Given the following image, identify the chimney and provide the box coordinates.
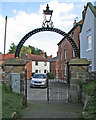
[73,19,76,26]
[82,5,87,22]
[47,55,52,58]
[24,48,27,55]
[41,51,45,57]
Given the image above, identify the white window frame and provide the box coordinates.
[86,30,92,51]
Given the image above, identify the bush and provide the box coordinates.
[47,72,55,79]
[32,72,35,77]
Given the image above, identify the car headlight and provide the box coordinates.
[42,81,46,84]
[31,81,34,84]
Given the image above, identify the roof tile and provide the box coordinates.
[24,54,49,62]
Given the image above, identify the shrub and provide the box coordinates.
[32,72,35,77]
[47,72,55,79]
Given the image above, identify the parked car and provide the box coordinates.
[30,73,47,88]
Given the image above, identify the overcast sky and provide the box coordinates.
[0,0,95,57]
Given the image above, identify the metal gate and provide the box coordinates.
[47,79,69,101]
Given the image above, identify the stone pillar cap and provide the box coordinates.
[5,58,26,66]
[69,58,90,66]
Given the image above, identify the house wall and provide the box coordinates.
[32,61,50,73]
[80,6,96,71]
[25,61,32,80]
[50,60,59,79]
[94,14,96,71]
[58,25,81,82]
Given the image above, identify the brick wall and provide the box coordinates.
[50,60,59,79]
[58,24,81,82]
[25,61,32,80]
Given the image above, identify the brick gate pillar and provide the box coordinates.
[4,58,26,95]
[68,58,90,103]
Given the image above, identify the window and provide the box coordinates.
[60,52,62,61]
[44,69,47,73]
[60,66,62,70]
[64,49,66,60]
[55,70,56,76]
[72,32,74,40]
[86,29,92,51]
[35,70,38,73]
[44,62,47,66]
[64,65,66,76]
[64,40,66,46]
[39,70,41,73]
[72,50,75,58]
[87,35,92,50]
[60,44,62,49]
[35,61,38,66]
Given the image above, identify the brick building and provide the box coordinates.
[22,51,50,80]
[57,20,83,82]
[48,57,59,79]
[0,53,15,71]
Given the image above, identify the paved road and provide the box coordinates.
[22,80,83,118]
[27,79,68,101]
[27,80,47,101]
[22,100,83,118]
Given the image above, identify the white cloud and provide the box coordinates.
[13,9,17,13]
[0,1,78,57]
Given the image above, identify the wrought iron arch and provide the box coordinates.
[15,27,79,58]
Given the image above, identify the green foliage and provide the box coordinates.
[2,83,12,93]
[80,80,96,119]
[29,45,42,55]
[82,96,96,119]
[47,72,55,79]
[0,52,2,54]
[8,43,48,57]
[32,72,35,77]
[45,52,47,58]
[82,80,96,96]
[2,84,23,119]
[82,96,96,120]
[20,46,31,57]
[29,45,47,58]
[8,43,17,53]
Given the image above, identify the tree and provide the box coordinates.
[28,45,48,57]
[8,43,48,57]
[0,52,2,54]
[8,43,17,53]
[20,46,31,57]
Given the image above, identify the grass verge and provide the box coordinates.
[2,84,23,119]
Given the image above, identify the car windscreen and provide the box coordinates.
[33,74,46,79]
